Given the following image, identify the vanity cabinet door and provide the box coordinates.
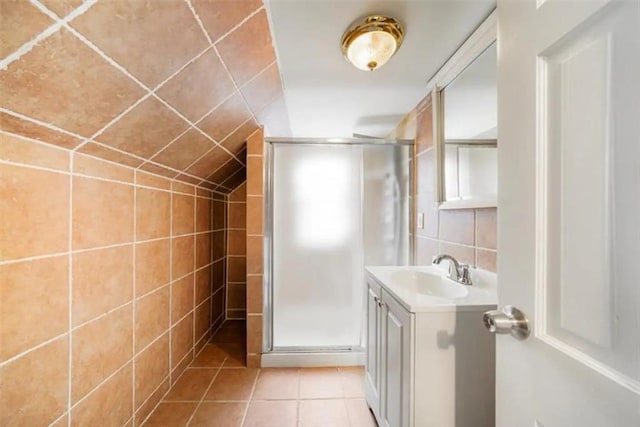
[365,280,382,418]
[381,290,412,427]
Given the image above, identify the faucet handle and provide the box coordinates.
[457,264,473,285]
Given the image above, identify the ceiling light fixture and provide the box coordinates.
[341,15,404,71]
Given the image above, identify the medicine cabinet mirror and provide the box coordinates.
[436,42,497,209]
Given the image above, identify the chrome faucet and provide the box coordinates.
[432,254,473,285]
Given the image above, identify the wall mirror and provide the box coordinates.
[437,42,497,209]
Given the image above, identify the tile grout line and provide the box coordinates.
[60,17,250,172]
[185,364,224,426]
[191,184,197,364]
[237,58,277,90]
[71,92,153,154]
[0,108,87,143]
[209,199,215,346]
[211,44,260,143]
[195,154,244,189]
[187,0,265,136]
[181,115,256,180]
[216,5,266,46]
[82,140,222,188]
[0,128,225,194]
[168,168,175,389]
[0,20,63,70]
[225,199,230,320]
[338,368,352,427]
[65,361,132,418]
[11,238,205,421]
[239,370,261,426]
[132,170,138,425]
[149,92,246,168]
[67,149,74,427]
[5,0,274,187]
[191,89,236,128]
[473,208,479,267]
[0,158,70,177]
[0,131,230,197]
[0,296,128,370]
[0,239,217,269]
[140,84,239,165]
[218,170,246,190]
[223,193,229,328]
[48,410,67,427]
[0,0,95,70]
[137,355,201,427]
[297,369,301,425]
[2,160,223,422]
[0,248,69,267]
[135,367,174,426]
[138,123,196,169]
[184,0,213,45]
[140,70,239,164]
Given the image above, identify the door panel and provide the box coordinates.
[271,144,363,348]
[497,0,639,425]
[365,281,381,412]
[541,4,639,384]
[384,310,403,427]
[381,290,412,427]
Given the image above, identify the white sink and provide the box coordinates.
[389,270,469,299]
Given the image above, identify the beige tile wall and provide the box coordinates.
[226,183,247,320]
[245,128,265,368]
[0,0,290,191]
[0,131,223,426]
[211,195,227,333]
[391,96,498,272]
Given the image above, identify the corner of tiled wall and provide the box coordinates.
[245,127,265,368]
[211,192,227,336]
[0,131,221,426]
[226,182,248,320]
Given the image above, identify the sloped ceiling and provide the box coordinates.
[0,0,291,193]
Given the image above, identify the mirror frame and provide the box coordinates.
[427,10,497,210]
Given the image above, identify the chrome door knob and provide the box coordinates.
[483,306,530,340]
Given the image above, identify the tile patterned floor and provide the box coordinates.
[143,322,377,426]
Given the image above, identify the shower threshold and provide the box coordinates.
[262,347,365,368]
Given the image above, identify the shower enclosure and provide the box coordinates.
[263,138,413,365]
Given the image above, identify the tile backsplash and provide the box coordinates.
[0,131,225,425]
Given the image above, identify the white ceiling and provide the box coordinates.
[265,0,496,138]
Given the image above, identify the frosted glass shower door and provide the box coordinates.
[272,144,364,349]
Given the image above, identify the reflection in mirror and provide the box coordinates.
[442,42,497,206]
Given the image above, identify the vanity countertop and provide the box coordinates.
[365,265,498,313]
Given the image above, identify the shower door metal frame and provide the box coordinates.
[263,137,414,354]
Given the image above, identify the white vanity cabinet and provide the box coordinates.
[365,271,496,427]
[365,280,383,418]
[365,280,412,427]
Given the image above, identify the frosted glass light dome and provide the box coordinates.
[341,16,404,71]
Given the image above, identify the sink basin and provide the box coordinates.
[389,271,469,299]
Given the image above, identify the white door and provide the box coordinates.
[497,0,639,426]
